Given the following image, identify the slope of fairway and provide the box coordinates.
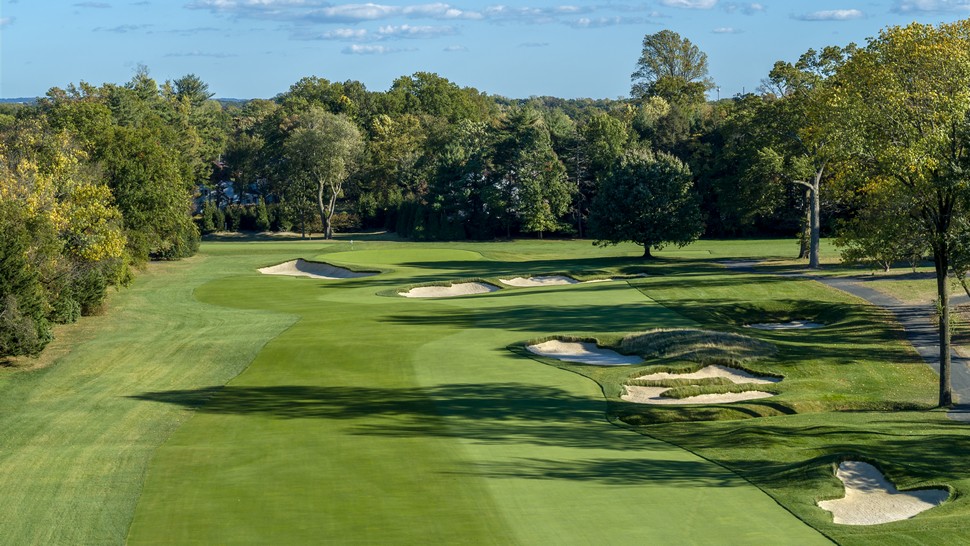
[126,240,828,544]
[0,251,300,544]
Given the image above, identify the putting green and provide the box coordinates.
[125,241,828,544]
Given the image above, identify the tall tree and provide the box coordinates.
[491,108,571,238]
[756,46,852,268]
[631,30,713,103]
[589,148,703,258]
[284,108,363,239]
[835,20,970,406]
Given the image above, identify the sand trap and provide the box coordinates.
[621,386,775,405]
[632,364,780,385]
[526,340,643,366]
[747,321,824,330]
[401,282,500,298]
[817,461,948,525]
[258,259,377,280]
[499,276,579,287]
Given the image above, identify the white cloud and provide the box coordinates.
[322,27,370,40]
[722,2,764,14]
[519,42,549,47]
[0,17,14,27]
[188,1,483,22]
[443,44,468,52]
[377,24,455,38]
[712,26,743,33]
[893,0,970,12]
[94,24,153,32]
[659,0,718,8]
[569,16,647,28]
[793,9,864,21]
[341,44,413,54]
[75,1,112,7]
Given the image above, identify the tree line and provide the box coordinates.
[6,20,970,408]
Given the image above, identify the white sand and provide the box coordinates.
[258,259,377,280]
[748,321,824,330]
[632,365,780,385]
[526,340,643,366]
[621,386,775,405]
[817,461,948,525]
[401,282,500,298]
[499,276,579,287]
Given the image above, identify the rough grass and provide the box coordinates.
[0,251,298,544]
[619,328,776,363]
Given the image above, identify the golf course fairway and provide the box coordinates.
[121,239,829,544]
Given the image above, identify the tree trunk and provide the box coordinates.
[808,171,822,269]
[642,245,653,259]
[934,245,954,407]
[797,188,810,259]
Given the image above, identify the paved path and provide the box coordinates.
[720,261,970,418]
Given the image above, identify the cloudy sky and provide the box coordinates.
[2,0,970,99]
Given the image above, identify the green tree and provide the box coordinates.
[631,30,713,103]
[284,108,363,239]
[0,202,53,358]
[97,124,199,261]
[589,148,703,258]
[756,46,852,268]
[834,20,970,406]
[492,109,572,238]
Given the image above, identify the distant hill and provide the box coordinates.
[0,97,38,104]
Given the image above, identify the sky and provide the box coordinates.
[3,0,970,100]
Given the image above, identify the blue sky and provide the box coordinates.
[2,0,970,100]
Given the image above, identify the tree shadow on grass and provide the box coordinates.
[381,301,691,333]
[132,383,667,452]
[452,456,745,486]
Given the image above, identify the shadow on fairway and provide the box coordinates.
[454,456,745,486]
[650,416,970,486]
[381,301,682,333]
[132,383,672,453]
[397,256,726,278]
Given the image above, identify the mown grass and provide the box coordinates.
[6,236,965,545]
[0,250,300,544]
[516,250,970,544]
[124,238,829,544]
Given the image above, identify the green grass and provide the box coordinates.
[0,250,300,544]
[5,236,968,544]
[124,238,828,544]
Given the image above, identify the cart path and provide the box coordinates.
[719,261,970,420]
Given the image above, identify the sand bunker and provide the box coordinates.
[632,364,780,385]
[499,276,579,287]
[817,461,948,525]
[258,259,377,280]
[748,321,824,330]
[526,340,643,366]
[621,386,775,405]
[401,282,500,298]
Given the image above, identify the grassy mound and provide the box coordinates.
[620,328,775,364]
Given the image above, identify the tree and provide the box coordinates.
[0,201,53,358]
[631,30,713,102]
[284,108,363,239]
[589,148,703,258]
[756,46,852,268]
[97,124,199,261]
[834,21,970,406]
[491,108,572,238]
